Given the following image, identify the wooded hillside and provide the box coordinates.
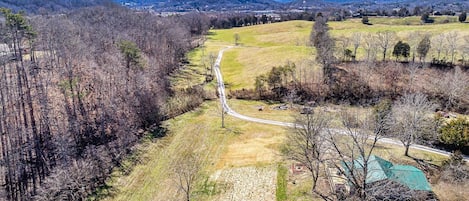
[0,6,208,200]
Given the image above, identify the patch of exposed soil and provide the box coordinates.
[210,166,277,201]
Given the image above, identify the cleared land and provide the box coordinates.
[104,17,469,201]
[200,18,469,90]
[102,101,288,201]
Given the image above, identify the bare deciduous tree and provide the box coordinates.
[388,93,437,156]
[406,62,422,93]
[284,111,330,192]
[460,36,469,66]
[446,31,458,64]
[435,67,469,109]
[383,62,404,97]
[363,33,378,61]
[336,35,350,61]
[376,30,396,61]
[440,151,469,184]
[325,111,385,200]
[445,31,458,64]
[0,7,211,200]
[407,31,421,62]
[286,108,433,200]
[432,33,446,61]
[171,128,208,201]
[208,52,216,78]
[351,32,362,61]
[234,33,240,46]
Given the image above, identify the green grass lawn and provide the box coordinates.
[102,101,289,201]
[276,163,288,201]
[189,18,469,90]
[102,102,231,201]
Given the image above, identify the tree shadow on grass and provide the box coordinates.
[408,155,441,174]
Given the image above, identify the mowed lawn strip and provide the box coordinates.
[104,101,289,201]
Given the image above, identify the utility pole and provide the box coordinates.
[219,80,225,128]
[222,106,225,128]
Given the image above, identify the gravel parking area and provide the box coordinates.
[210,166,277,201]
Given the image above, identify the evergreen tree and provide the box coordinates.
[417,35,431,62]
[459,12,467,23]
[392,41,410,61]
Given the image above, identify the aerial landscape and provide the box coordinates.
[0,0,469,200]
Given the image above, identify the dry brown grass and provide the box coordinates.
[432,182,469,201]
[215,125,286,169]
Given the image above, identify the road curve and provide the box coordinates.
[213,47,469,162]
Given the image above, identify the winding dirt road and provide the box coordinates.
[213,46,468,162]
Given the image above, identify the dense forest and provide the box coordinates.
[0,6,209,200]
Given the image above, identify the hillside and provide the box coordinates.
[117,0,284,11]
[291,0,469,11]
[0,7,208,200]
[0,0,115,13]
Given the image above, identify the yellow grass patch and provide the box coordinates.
[216,131,285,168]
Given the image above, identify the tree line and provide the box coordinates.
[0,6,209,200]
[334,29,469,67]
[209,12,318,29]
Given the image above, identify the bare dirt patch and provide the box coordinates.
[210,166,277,201]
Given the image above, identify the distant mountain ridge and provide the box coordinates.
[0,0,114,13]
[1,0,467,14]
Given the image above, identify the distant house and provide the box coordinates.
[341,155,436,199]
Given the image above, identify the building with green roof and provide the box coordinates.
[342,155,432,192]
[389,165,432,191]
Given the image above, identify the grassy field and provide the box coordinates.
[102,102,230,201]
[103,16,469,201]
[102,101,288,201]
[367,16,459,25]
[101,99,455,200]
[195,17,469,90]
